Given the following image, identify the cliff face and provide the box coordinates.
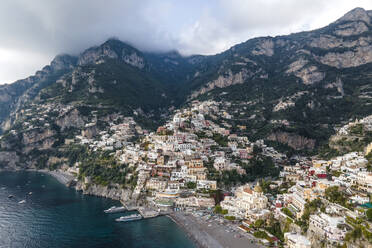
[1,7,372,165]
[0,55,77,132]
[190,69,251,99]
[0,151,20,169]
[190,8,372,95]
[75,181,132,202]
[267,132,316,150]
[56,109,85,131]
[78,39,145,69]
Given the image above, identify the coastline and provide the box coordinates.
[35,169,252,248]
[0,168,75,185]
[0,169,247,248]
[34,169,75,185]
[167,212,220,248]
[168,212,262,248]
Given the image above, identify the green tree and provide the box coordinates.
[325,186,349,207]
[254,219,265,228]
[281,207,294,219]
[186,182,196,189]
[366,209,372,221]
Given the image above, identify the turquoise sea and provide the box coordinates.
[0,171,196,248]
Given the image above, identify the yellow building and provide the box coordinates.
[365,142,372,156]
[186,159,204,168]
[157,156,165,165]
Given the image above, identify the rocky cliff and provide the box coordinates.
[1,7,372,160]
[0,151,20,169]
[0,55,77,132]
[268,132,316,150]
[75,181,132,202]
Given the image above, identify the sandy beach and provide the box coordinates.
[34,169,75,185]
[169,212,262,248]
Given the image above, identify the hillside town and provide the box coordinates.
[2,99,372,247]
[62,100,371,247]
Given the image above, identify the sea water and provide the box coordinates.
[0,171,195,248]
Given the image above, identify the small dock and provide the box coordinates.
[120,201,172,219]
[138,208,159,219]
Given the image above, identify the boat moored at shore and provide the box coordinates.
[104,206,126,213]
[115,214,142,222]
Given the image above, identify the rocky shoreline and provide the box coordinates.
[35,169,75,185]
[0,168,225,248]
[34,169,133,202]
[74,181,132,201]
[34,170,228,248]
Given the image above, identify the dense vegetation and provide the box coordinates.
[324,186,351,209]
[296,199,324,232]
[206,155,279,188]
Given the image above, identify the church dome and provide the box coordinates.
[254,182,263,193]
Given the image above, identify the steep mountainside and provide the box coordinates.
[0,55,77,131]
[184,7,372,150]
[1,7,372,157]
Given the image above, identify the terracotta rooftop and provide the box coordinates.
[243,187,253,194]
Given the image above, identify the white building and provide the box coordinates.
[309,213,346,242]
[284,233,311,248]
[220,183,268,218]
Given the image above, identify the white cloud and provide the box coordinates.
[0,0,372,84]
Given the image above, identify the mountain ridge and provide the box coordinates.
[1,7,372,153]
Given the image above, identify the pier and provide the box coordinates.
[120,201,171,219]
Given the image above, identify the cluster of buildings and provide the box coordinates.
[66,99,371,247]
[110,101,262,209]
[77,116,142,151]
[220,183,270,220]
[269,151,371,246]
[16,102,75,131]
[14,99,372,247]
[337,114,372,135]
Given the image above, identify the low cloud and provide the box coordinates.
[1,0,372,84]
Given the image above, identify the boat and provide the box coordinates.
[18,200,26,204]
[104,206,126,213]
[115,214,142,222]
[28,192,32,195]
[8,195,14,199]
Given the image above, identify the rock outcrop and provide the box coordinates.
[0,151,20,168]
[334,21,369,36]
[268,132,316,150]
[0,54,77,132]
[336,7,371,24]
[75,181,132,201]
[295,66,325,85]
[78,39,145,69]
[123,53,145,69]
[191,69,250,98]
[56,109,85,131]
[252,39,274,56]
[318,45,372,68]
[22,129,55,145]
[78,44,119,65]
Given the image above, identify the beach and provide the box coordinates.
[32,169,75,185]
[5,168,262,248]
[169,212,262,248]
[0,170,195,248]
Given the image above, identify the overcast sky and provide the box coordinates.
[1,0,372,85]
